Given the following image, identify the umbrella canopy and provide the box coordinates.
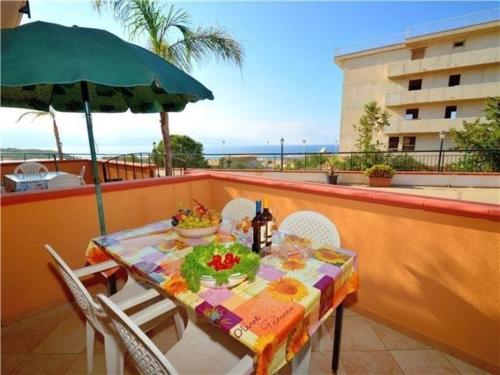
[1,21,214,239]
[1,21,213,112]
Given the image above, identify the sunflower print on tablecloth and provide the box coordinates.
[162,274,188,295]
[314,248,350,266]
[281,256,306,271]
[266,277,308,303]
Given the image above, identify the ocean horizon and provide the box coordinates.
[203,144,338,155]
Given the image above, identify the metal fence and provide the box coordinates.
[2,149,499,175]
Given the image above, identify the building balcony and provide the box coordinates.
[383,117,476,134]
[1,172,499,373]
[385,81,500,107]
[387,47,500,78]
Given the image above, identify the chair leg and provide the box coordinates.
[104,334,124,375]
[173,312,185,339]
[85,321,95,374]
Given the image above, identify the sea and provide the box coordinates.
[203,144,338,155]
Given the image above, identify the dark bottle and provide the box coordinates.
[262,197,273,247]
[252,200,265,253]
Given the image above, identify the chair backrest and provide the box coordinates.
[98,294,178,375]
[44,245,104,331]
[279,211,341,247]
[79,165,86,185]
[48,174,81,189]
[14,162,48,176]
[221,198,255,222]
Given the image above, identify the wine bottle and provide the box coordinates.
[262,197,273,247]
[252,200,265,253]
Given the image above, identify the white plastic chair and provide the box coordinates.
[14,162,48,176]
[221,198,255,222]
[279,210,340,247]
[98,293,254,375]
[45,245,184,375]
[79,165,86,185]
[48,173,81,189]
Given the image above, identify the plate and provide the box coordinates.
[174,223,221,238]
[200,273,247,289]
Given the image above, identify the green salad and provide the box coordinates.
[181,242,260,292]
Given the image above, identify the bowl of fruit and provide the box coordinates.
[172,200,222,238]
[181,243,260,291]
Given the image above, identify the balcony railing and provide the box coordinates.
[335,8,499,57]
[383,117,476,135]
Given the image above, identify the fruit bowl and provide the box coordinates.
[200,273,247,289]
[174,223,221,238]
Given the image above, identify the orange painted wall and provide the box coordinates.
[210,177,500,373]
[1,176,212,324]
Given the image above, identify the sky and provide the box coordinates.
[0,0,497,154]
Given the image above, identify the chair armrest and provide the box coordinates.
[130,299,178,327]
[73,260,119,278]
[226,355,254,375]
[114,288,160,312]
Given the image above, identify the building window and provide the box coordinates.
[445,105,457,119]
[448,74,461,87]
[388,137,399,151]
[453,40,465,48]
[402,137,416,151]
[408,79,422,91]
[405,108,419,120]
[410,47,426,60]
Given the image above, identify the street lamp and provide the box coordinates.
[438,131,446,172]
[152,141,159,177]
[280,138,284,171]
[302,139,307,170]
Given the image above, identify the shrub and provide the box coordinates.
[364,164,395,178]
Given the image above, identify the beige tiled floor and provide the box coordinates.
[1,303,491,375]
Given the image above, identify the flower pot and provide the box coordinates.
[368,177,392,187]
[327,175,338,185]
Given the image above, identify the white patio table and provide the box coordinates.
[4,171,67,192]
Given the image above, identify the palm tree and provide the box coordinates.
[16,108,64,160]
[93,0,244,175]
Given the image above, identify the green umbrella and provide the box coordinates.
[1,21,214,235]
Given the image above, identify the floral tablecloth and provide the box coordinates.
[86,220,359,375]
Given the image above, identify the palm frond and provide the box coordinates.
[16,110,51,123]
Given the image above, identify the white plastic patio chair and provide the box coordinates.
[98,293,254,375]
[14,162,48,176]
[45,245,184,375]
[79,165,86,185]
[48,173,81,189]
[279,210,340,247]
[221,198,255,222]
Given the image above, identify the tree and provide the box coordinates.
[16,108,64,161]
[353,101,391,152]
[93,0,244,175]
[153,134,208,168]
[448,97,500,171]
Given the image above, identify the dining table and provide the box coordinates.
[3,171,67,192]
[86,219,359,375]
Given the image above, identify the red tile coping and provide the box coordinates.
[207,172,500,222]
[203,169,500,176]
[0,173,212,206]
[1,171,498,221]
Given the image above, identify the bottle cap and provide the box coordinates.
[263,197,269,208]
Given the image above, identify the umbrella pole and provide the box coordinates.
[81,82,117,295]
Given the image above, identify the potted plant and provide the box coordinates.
[325,156,345,185]
[364,164,395,187]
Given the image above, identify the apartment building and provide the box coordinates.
[335,11,500,152]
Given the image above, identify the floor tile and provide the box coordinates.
[29,303,78,321]
[443,353,489,374]
[1,324,15,335]
[32,316,86,354]
[309,351,348,375]
[390,349,459,374]
[65,353,107,374]
[10,354,78,375]
[342,350,404,374]
[1,354,27,374]
[368,320,429,350]
[338,317,385,351]
[343,308,360,318]
[1,319,62,354]
[147,318,180,353]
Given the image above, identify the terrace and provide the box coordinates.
[1,172,499,374]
